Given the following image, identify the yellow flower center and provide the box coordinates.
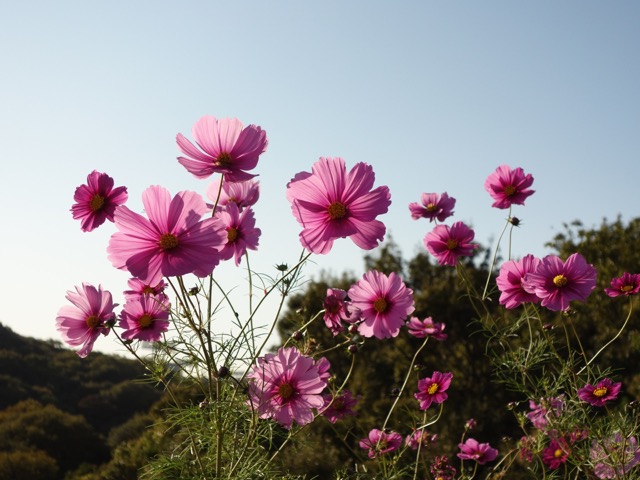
[553,274,568,287]
[373,297,388,313]
[446,239,458,250]
[227,227,238,243]
[89,194,105,212]
[554,448,563,458]
[85,315,100,329]
[593,386,608,397]
[278,383,295,400]
[159,233,179,251]
[427,383,439,395]
[426,202,437,212]
[327,202,347,220]
[504,185,516,196]
[621,284,634,292]
[138,314,154,329]
[216,152,233,167]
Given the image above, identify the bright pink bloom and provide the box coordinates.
[605,273,640,297]
[457,438,498,465]
[578,378,622,407]
[286,157,391,254]
[590,433,640,479]
[123,277,168,301]
[424,222,477,266]
[176,116,268,182]
[206,178,260,211]
[409,192,456,222]
[415,371,453,410]
[320,390,360,423]
[348,270,415,339]
[119,295,170,342]
[523,253,597,311]
[107,186,226,285]
[71,171,128,232]
[527,396,564,430]
[406,316,447,340]
[496,254,541,308]
[484,165,535,209]
[56,283,115,358]
[359,429,402,458]
[214,203,261,266]
[542,439,570,470]
[247,347,327,429]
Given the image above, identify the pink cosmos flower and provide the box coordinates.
[348,270,415,339]
[527,396,564,430]
[359,429,402,458]
[320,390,360,423]
[247,347,327,429]
[408,192,456,222]
[541,438,570,470]
[55,283,115,358]
[176,116,268,182]
[406,316,447,340]
[123,277,168,301]
[457,438,499,465]
[286,157,391,254]
[523,253,597,311]
[605,273,640,297]
[323,288,352,335]
[107,186,226,285]
[71,171,128,232]
[415,371,453,410]
[484,165,535,209]
[578,378,622,407]
[213,203,261,266]
[496,254,541,309]
[206,178,260,211]
[424,221,477,267]
[590,433,640,479]
[119,295,170,342]
[405,429,437,450]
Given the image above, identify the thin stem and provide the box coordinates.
[482,208,512,300]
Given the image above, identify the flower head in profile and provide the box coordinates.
[107,186,226,285]
[71,171,128,232]
[286,157,391,254]
[119,295,170,342]
[123,277,168,301]
[322,288,361,336]
[348,270,415,339]
[424,221,477,266]
[484,165,535,209]
[406,316,447,340]
[320,390,360,423]
[213,203,261,266]
[578,378,622,407]
[176,116,268,182]
[56,283,115,358]
[247,347,327,429]
[605,273,640,297]
[496,254,541,308]
[406,428,437,450]
[359,429,402,458]
[457,438,499,465]
[409,192,456,222]
[523,253,597,311]
[590,433,640,479]
[415,371,453,410]
[542,438,570,470]
[527,396,564,430]
[206,178,260,211]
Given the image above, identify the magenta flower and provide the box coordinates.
[214,203,261,266]
[496,254,541,308]
[415,371,453,410]
[107,186,226,285]
[286,157,391,254]
[590,433,640,479]
[424,221,477,266]
[484,165,535,209]
[523,253,597,311]
[320,390,360,423]
[123,277,168,301]
[247,347,327,429]
[605,273,640,297]
[323,288,360,336]
[578,378,622,407]
[527,396,564,430]
[176,115,268,182]
[409,192,456,222]
[56,283,115,358]
[348,270,415,339]
[359,429,402,458]
[542,439,570,470]
[71,171,128,232]
[119,295,170,342]
[406,316,447,340]
[457,438,498,465]
[405,429,437,450]
[207,178,260,211]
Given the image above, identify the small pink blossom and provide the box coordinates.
[415,371,453,410]
[214,203,261,266]
[527,396,564,430]
[424,221,477,267]
[406,316,447,340]
[206,178,260,211]
[320,390,360,423]
[605,273,640,297]
[119,295,170,342]
[457,438,498,465]
[496,254,541,308]
[542,438,570,470]
[359,429,402,458]
[409,192,456,222]
[123,278,168,301]
[71,171,128,232]
[578,378,622,407]
[322,288,361,336]
[405,429,437,450]
[484,165,535,209]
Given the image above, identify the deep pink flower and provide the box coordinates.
[119,295,170,342]
[247,347,327,429]
[605,273,640,297]
[405,429,437,450]
[213,203,261,266]
[406,316,447,340]
[176,116,268,182]
[415,371,453,410]
[323,288,361,336]
[320,390,360,423]
[542,439,570,470]
[457,438,498,465]
[496,254,541,308]
[523,253,597,311]
[123,277,168,301]
[578,378,622,407]
[71,171,128,232]
[484,165,535,209]
[348,270,415,339]
[424,221,477,266]
[56,283,115,358]
[409,192,456,222]
[527,396,564,430]
[107,186,226,285]
[590,433,640,479]
[286,157,391,254]
[359,429,402,458]
[206,178,260,211]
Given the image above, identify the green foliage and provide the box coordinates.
[0,449,59,480]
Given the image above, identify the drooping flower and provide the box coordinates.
[176,116,268,182]
[590,433,640,479]
[457,438,499,465]
[206,178,260,211]
[415,371,453,410]
[409,192,456,222]
[119,295,170,342]
[107,186,227,285]
[578,378,622,407]
[320,390,360,423]
[322,288,361,336]
[541,438,570,470]
[71,171,128,232]
[605,273,640,297]
[484,165,535,209]
[406,316,447,340]
[523,253,597,311]
[123,277,168,301]
[359,429,402,458]
[348,270,415,339]
[496,254,541,308]
[213,203,261,266]
[55,283,115,358]
[424,221,477,267]
[247,347,327,429]
[286,157,391,254]
[527,396,564,430]
[405,428,437,450]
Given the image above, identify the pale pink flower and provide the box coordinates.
[409,192,456,222]
[119,295,170,342]
[605,273,640,297]
[359,429,402,458]
[527,396,564,430]
[406,316,447,340]
[320,390,360,423]
[496,254,541,308]
[206,178,260,211]
[405,429,437,450]
[484,165,535,209]
[71,171,128,232]
[424,221,477,266]
[123,277,168,301]
[590,433,640,479]
[457,438,498,464]
[214,203,261,266]
[415,371,453,410]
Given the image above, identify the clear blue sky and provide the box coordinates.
[1,1,638,355]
